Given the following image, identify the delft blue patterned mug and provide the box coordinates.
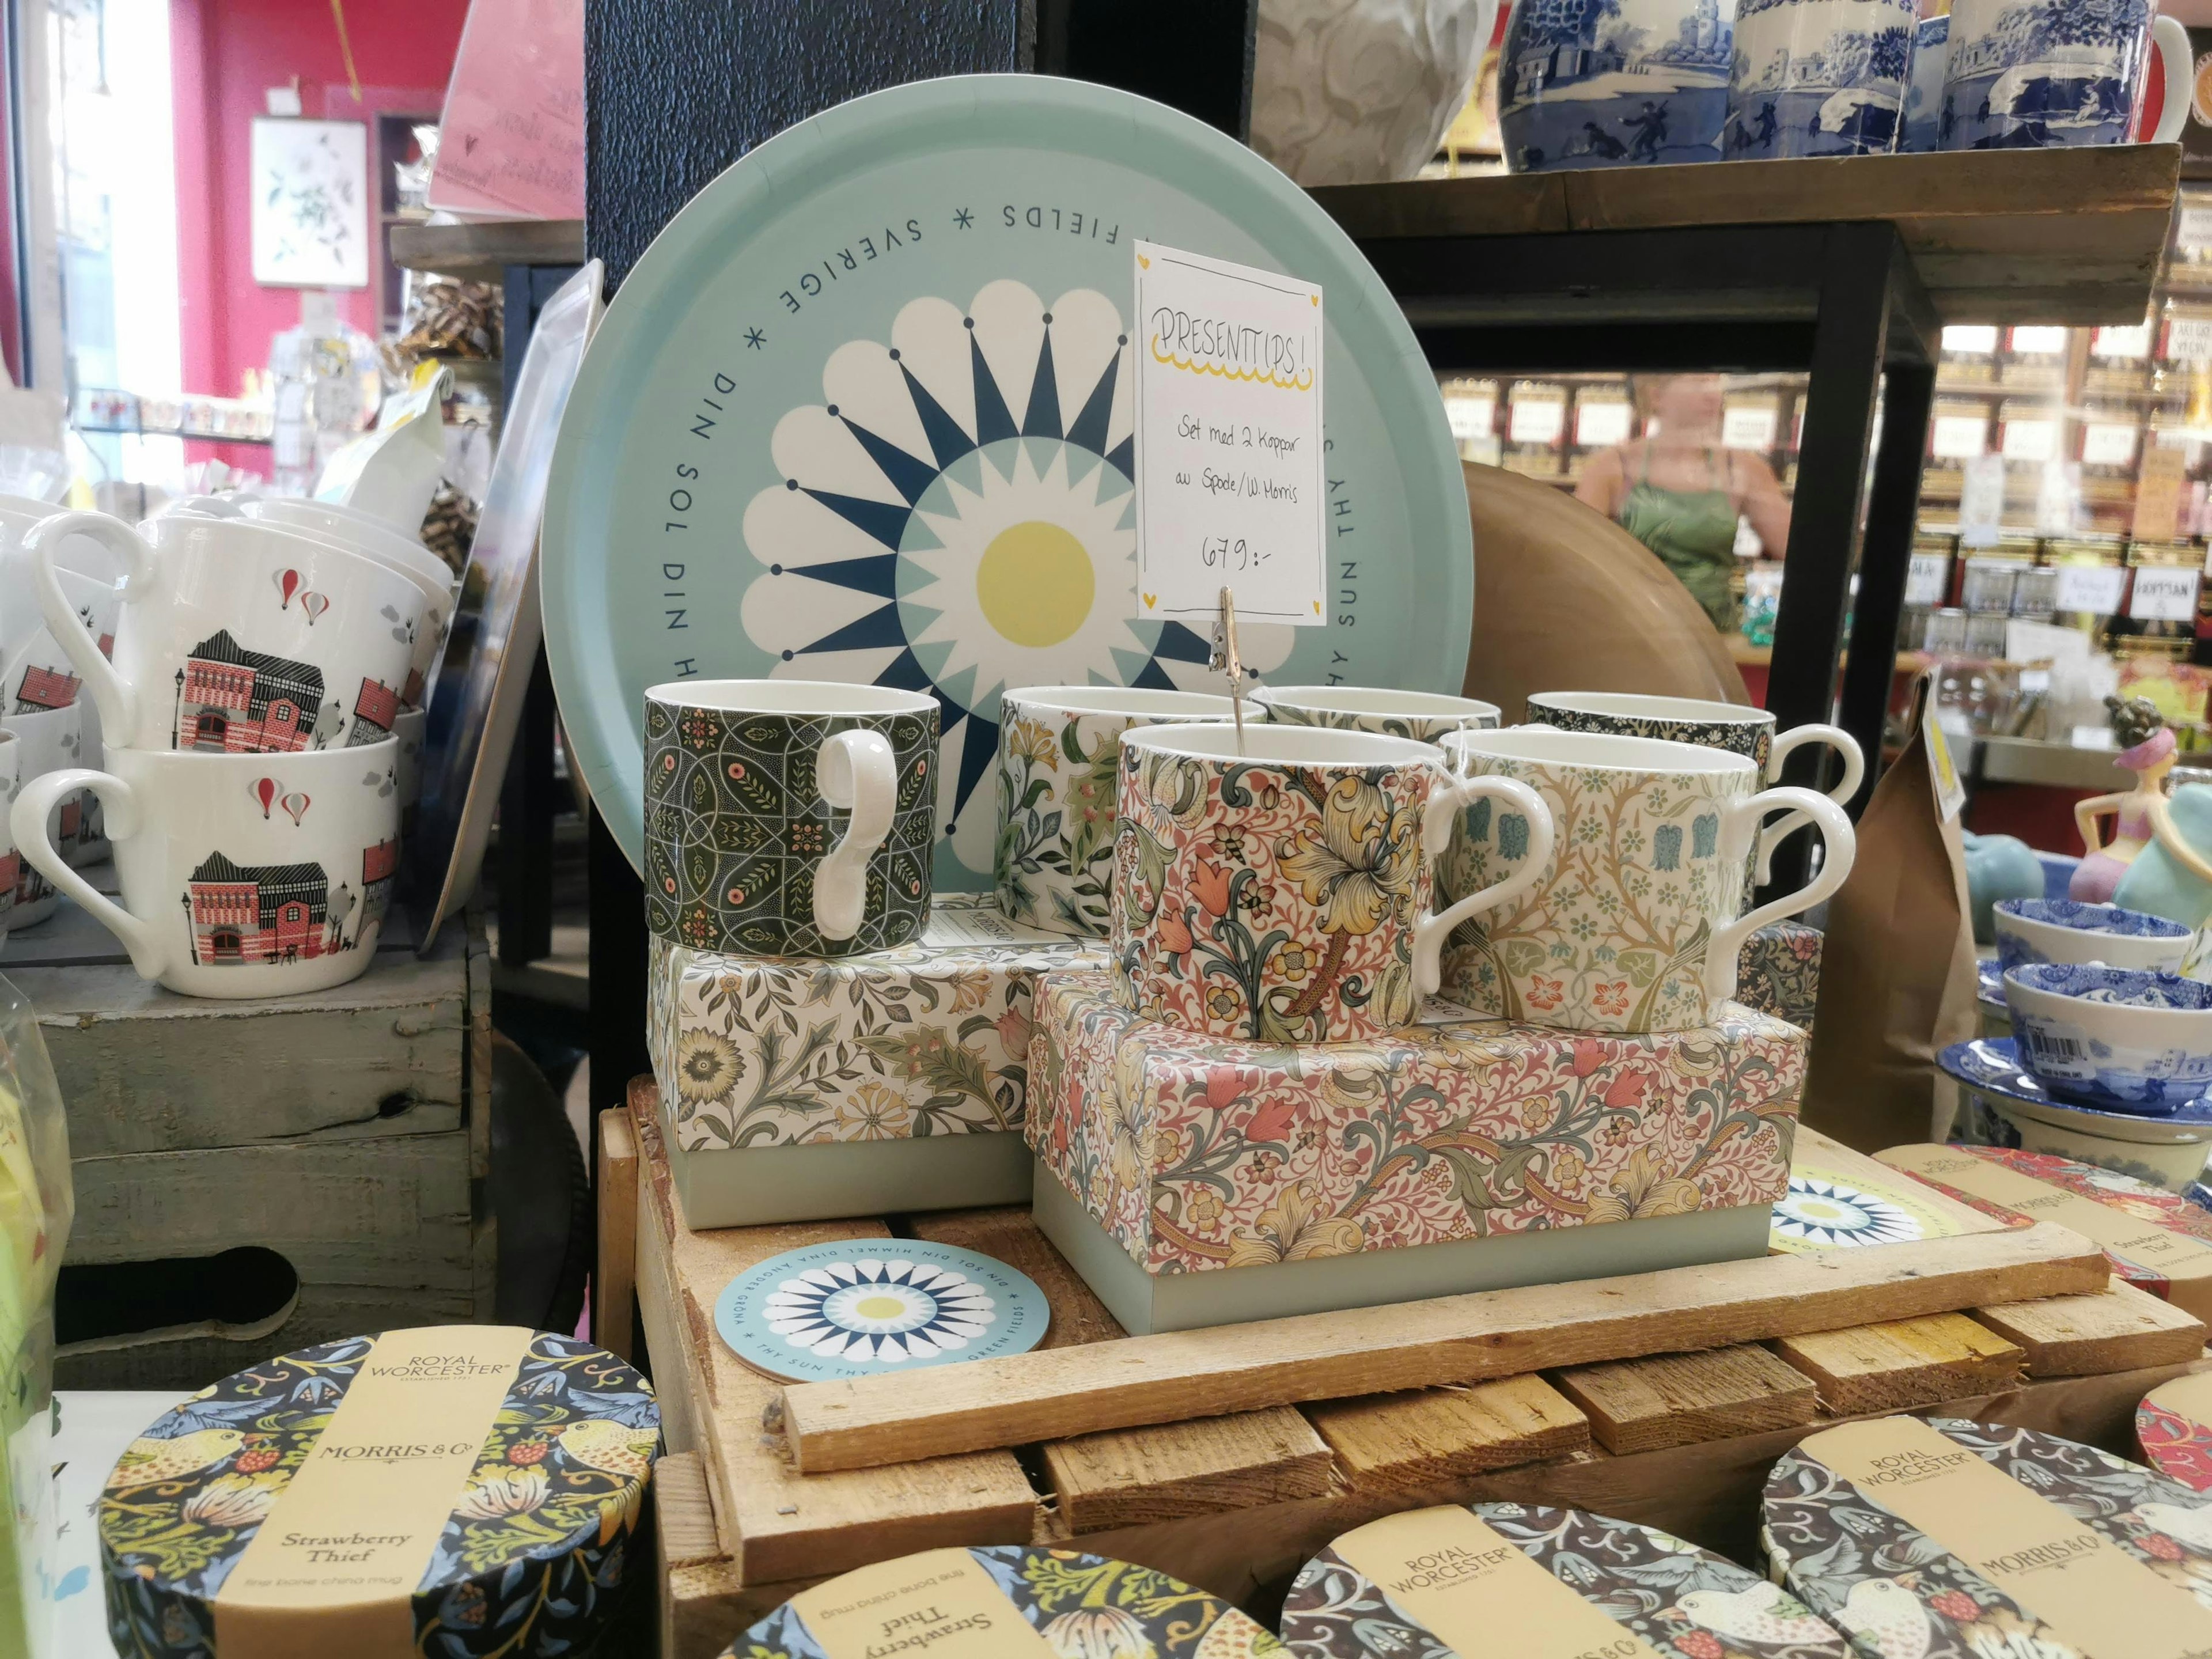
[1941,0,2188,150]
[1499,0,1737,173]
[1727,0,1918,160]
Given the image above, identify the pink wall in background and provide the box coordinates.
[171,0,467,464]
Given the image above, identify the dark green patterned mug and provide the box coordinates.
[644,679,938,957]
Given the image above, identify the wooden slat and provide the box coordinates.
[389,217,586,275]
[627,1081,1040,1585]
[1974,1281,2210,1377]
[1775,1314,2027,1414]
[778,1222,2109,1472]
[1306,1376,1589,1491]
[1554,1346,1816,1453]
[909,1207,1337,1532]
[597,1108,638,1363]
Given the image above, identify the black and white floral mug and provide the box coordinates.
[644,680,938,958]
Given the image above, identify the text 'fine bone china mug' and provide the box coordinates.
[995,685,1248,940]
[644,679,939,957]
[1438,727,1856,1033]
[1112,723,1555,1044]
[26,511,426,756]
[12,739,403,998]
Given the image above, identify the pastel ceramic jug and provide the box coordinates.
[1499,0,1738,172]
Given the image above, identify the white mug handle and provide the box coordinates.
[10,766,166,979]
[1755,724,1867,885]
[2151,14,2192,144]
[1710,785,1857,1006]
[25,512,151,744]
[812,728,899,942]
[1413,773,1556,999]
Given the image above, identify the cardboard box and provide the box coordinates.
[650,895,1108,1227]
[1028,971,1804,1333]
[1880,1141,2212,1320]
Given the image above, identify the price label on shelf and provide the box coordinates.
[2000,419,2057,462]
[2081,422,2139,466]
[2054,563,2128,615]
[1942,325,1999,356]
[2129,565,2201,622]
[1958,454,2006,547]
[2169,316,2212,362]
[2010,325,2069,356]
[2093,323,2151,359]
[1443,396,1494,441]
[1905,552,1950,607]
[1132,240,1326,625]
[1931,414,1988,459]
[2181,202,2212,250]
[1574,400,1631,448]
[1508,396,1565,444]
[1720,405,1778,451]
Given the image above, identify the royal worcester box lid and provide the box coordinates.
[718,1545,1277,1659]
[1282,1502,1853,1659]
[1764,1416,2212,1659]
[97,1328,658,1658]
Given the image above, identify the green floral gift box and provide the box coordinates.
[650,895,1108,1227]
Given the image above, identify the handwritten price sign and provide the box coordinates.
[1132,240,1325,624]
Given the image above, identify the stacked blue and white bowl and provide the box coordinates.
[1943,899,2212,1191]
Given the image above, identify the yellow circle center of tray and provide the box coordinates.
[854,1296,907,1319]
[978,520,1094,647]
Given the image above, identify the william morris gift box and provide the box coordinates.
[649,895,1107,1227]
[1027,969,1805,1334]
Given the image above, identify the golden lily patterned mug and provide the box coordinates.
[1438,728,1855,1033]
[1255,684,1502,743]
[1113,723,1554,1043]
[994,685,1246,938]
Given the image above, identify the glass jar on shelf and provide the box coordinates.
[2001,324,2072,392]
[1567,381,1632,487]
[1438,376,1500,467]
[1924,606,1971,656]
[1503,380,1567,479]
[1938,324,2000,388]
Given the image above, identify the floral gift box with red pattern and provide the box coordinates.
[649,893,1107,1228]
[1026,968,1805,1334]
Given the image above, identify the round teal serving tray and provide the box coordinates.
[714,1238,1051,1382]
[543,74,1472,884]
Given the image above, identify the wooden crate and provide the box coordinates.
[32,914,493,1389]
[612,1082,2207,1659]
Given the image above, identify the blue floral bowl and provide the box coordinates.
[1993,898,2193,975]
[2002,964,2212,1112]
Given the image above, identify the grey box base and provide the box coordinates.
[665,1124,1033,1228]
[1032,1159,1774,1335]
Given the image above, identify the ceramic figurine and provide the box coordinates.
[2116,782,2212,931]
[1962,830,2043,942]
[1940,0,2188,151]
[1726,0,1918,160]
[1249,0,1501,184]
[1499,0,1738,173]
[2075,698,2207,906]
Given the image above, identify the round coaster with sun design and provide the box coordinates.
[544,75,1475,889]
[714,1240,1051,1382]
[1769,1168,1969,1253]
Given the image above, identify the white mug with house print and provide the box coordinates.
[25,511,425,756]
[12,738,402,997]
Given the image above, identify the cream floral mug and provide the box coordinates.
[1438,728,1855,1033]
[1113,723,1554,1043]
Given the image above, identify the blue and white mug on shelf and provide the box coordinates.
[1940,0,2188,150]
[1898,12,1951,153]
[1726,0,1918,159]
[1499,0,1738,173]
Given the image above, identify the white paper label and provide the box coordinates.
[1132,240,1325,624]
[2001,419,2057,462]
[2082,422,2139,466]
[1721,405,1778,451]
[1508,396,1565,444]
[2055,563,2128,613]
[1944,325,1999,356]
[1574,400,1630,448]
[1444,396,1494,441]
[922,904,1063,950]
[2181,203,2212,249]
[2170,316,2212,363]
[1925,696,1967,823]
[2094,324,2152,359]
[1931,414,1988,459]
[2010,325,2069,356]
[1959,454,2007,546]
[2130,566,2201,622]
[1906,552,1951,607]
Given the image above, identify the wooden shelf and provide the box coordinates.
[1312,145,2180,326]
[389,218,585,279]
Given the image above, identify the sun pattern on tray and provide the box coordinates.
[737,279,1290,877]
[1771,1175,1929,1248]
[763,1257,1000,1363]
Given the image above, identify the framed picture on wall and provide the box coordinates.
[250,118,370,289]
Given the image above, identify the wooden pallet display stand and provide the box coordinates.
[611,1081,2209,1659]
[31,914,494,1388]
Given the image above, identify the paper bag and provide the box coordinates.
[1801,691,1978,1150]
[1460,461,1750,718]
